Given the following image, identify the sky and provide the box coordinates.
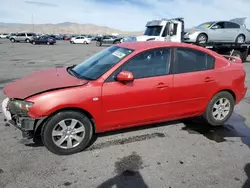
[0,0,250,31]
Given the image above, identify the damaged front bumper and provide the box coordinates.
[2,98,46,138]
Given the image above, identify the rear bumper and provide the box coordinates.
[236,86,248,104]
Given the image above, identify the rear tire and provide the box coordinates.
[203,91,235,126]
[41,110,93,155]
[96,41,102,46]
[26,39,30,43]
[231,50,242,60]
[235,34,245,44]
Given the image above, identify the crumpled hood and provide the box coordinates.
[3,67,88,99]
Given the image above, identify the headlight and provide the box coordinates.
[8,99,34,115]
[188,30,197,35]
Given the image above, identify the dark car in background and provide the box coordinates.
[31,36,56,45]
[96,35,123,46]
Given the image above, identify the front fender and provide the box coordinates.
[26,84,102,123]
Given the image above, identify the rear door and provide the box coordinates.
[224,21,241,42]
[170,47,219,118]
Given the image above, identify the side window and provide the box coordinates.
[161,24,169,37]
[18,33,25,36]
[76,37,80,39]
[175,48,215,74]
[212,22,225,29]
[106,48,171,82]
[225,21,240,29]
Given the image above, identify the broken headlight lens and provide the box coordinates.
[9,99,34,115]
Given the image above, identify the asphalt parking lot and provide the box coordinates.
[0,39,250,188]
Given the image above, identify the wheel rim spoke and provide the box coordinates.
[67,137,73,148]
[69,119,78,129]
[58,121,67,130]
[56,136,67,146]
[72,127,85,134]
[72,135,82,142]
[52,130,63,136]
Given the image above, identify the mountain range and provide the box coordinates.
[0,22,143,36]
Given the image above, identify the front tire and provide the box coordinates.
[196,33,208,44]
[10,38,15,43]
[26,39,30,43]
[203,91,234,126]
[41,111,93,155]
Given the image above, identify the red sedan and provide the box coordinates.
[2,41,247,155]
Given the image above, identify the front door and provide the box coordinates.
[101,48,173,129]
[170,47,219,118]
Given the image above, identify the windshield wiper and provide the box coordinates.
[67,65,79,78]
[67,65,94,80]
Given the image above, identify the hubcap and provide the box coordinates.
[212,98,231,121]
[237,36,244,43]
[52,119,85,149]
[198,36,206,44]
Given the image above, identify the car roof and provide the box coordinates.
[116,41,217,55]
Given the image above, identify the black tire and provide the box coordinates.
[241,50,248,62]
[203,91,235,126]
[47,41,50,45]
[235,34,245,44]
[32,41,36,45]
[10,38,15,43]
[96,41,102,46]
[41,110,93,155]
[231,50,242,60]
[26,39,30,43]
[113,40,120,44]
[196,33,208,44]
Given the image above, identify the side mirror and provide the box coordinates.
[116,71,134,82]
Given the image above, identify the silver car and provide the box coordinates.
[9,32,36,43]
[184,17,250,44]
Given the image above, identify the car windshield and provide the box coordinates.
[195,22,216,29]
[144,26,163,36]
[70,46,134,80]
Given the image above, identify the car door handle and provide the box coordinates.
[156,82,169,88]
[204,77,214,83]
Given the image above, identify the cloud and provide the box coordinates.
[24,1,58,7]
[0,0,249,31]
